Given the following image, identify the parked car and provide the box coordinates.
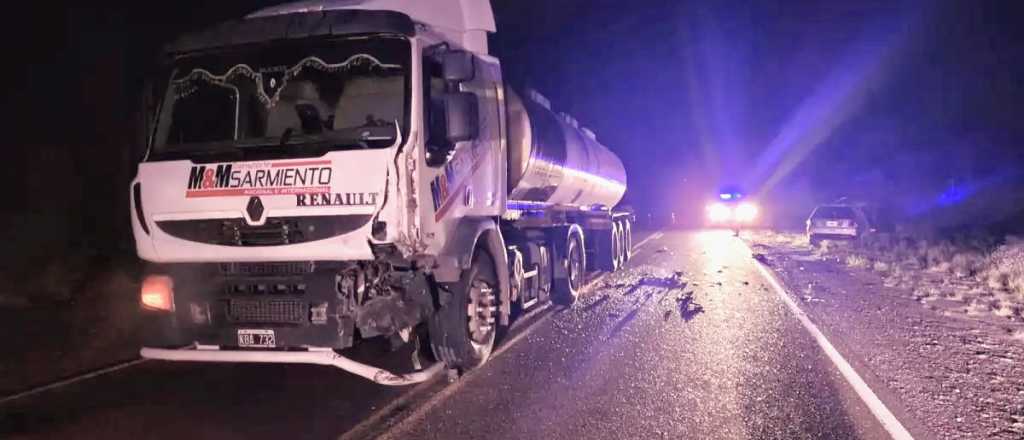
[806,203,873,246]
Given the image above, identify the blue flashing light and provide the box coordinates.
[719,193,733,200]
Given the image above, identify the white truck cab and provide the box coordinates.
[133,0,631,385]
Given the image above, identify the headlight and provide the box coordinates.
[736,203,758,222]
[141,275,175,312]
[707,203,731,223]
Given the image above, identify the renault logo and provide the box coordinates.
[246,196,265,222]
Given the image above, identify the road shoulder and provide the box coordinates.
[746,231,1024,440]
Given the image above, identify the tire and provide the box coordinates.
[622,219,632,263]
[595,226,616,271]
[611,222,622,271]
[428,249,498,370]
[552,227,586,305]
[614,221,628,267]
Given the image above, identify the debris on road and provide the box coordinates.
[676,292,705,321]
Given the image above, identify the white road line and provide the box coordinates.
[0,358,150,406]
[752,256,915,440]
[632,230,663,251]
[365,229,664,440]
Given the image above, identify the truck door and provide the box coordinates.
[421,52,506,247]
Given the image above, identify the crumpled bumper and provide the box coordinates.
[141,344,443,386]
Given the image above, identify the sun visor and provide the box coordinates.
[248,0,496,53]
[166,9,414,54]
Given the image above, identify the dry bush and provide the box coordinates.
[925,242,957,269]
[846,254,870,268]
[859,232,899,255]
[950,251,986,278]
[982,238,1024,300]
[872,260,891,273]
[992,300,1020,318]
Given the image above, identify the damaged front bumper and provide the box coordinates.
[141,344,443,386]
[142,261,434,350]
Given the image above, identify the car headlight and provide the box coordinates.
[707,203,731,222]
[735,203,758,222]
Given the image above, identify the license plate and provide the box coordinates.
[238,329,275,348]
[826,221,839,227]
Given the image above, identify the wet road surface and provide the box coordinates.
[2,230,897,439]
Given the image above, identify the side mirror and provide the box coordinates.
[442,51,475,82]
[444,92,478,143]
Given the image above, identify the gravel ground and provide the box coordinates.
[746,230,1024,440]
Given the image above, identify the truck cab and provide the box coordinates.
[133,0,630,384]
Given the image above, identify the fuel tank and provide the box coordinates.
[506,89,627,208]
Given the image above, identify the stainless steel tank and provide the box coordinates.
[506,89,627,208]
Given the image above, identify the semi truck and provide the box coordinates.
[133,0,633,385]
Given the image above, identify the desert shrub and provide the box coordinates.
[950,252,986,278]
[982,238,1024,299]
[846,254,870,268]
[925,242,957,268]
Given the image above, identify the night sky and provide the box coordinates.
[4,0,1024,258]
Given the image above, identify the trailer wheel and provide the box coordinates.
[553,227,586,305]
[612,222,624,270]
[595,226,616,271]
[622,219,632,263]
[429,249,498,371]
[614,220,630,268]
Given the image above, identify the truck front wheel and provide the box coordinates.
[429,249,498,371]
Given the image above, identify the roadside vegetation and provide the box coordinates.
[755,229,1024,323]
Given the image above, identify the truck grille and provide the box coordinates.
[228,219,304,246]
[155,215,372,247]
[224,281,307,295]
[226,299,307,324]
[219,262,315,277]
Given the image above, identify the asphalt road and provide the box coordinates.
[2,230,896,439]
